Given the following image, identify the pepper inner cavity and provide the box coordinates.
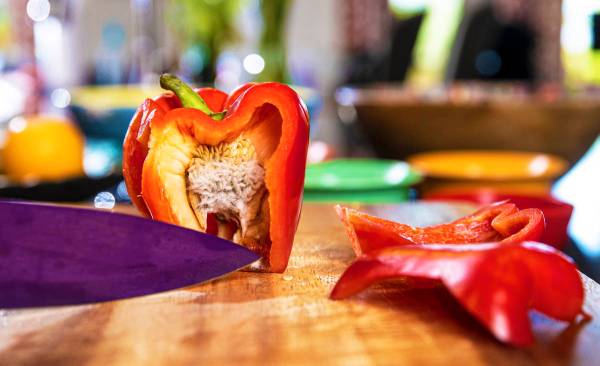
[186,137,268,243]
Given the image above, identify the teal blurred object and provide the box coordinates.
[70,105,136,142]
[304,159,421,204]
[84,138,123,177]
[68,85,164,144]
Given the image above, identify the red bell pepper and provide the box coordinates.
[123,74,309,272]
[335,202,545,256]
[330,241,585,346]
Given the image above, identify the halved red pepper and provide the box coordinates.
[123,75,309,272]
[330,241,585,346]
[335,202,545,256]
[123,85,229,217]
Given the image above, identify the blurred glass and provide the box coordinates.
[256,0,291,82]
[562,0,600,87]
[166,0,246,82]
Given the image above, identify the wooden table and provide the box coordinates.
[1,203,599,365]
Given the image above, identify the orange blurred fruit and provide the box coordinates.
[2,116,84,183]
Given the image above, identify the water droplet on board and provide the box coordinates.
[94,191,115,209]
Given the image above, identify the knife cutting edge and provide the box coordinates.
[0,200,260,308]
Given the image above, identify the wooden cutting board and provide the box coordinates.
[1,203,599,366]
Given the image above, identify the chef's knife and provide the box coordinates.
[0,200,260,308]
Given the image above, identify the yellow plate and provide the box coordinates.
[70,85,165,110]
[407,150,568,181]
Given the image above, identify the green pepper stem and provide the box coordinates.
[159,73,225,120]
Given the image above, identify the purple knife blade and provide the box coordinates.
[0,200,260,308]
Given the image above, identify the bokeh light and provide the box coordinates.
[475,50,502,77]
[116,181,130,201]
[26,0,51,22]
[8,117,27,134]
[384,163,411,184]
[243,53,265,75]
[50,88,71,108]
[215,53,242,91]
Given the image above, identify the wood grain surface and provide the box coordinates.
[1,203,599,366]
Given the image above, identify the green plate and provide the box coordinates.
[304,159,421,203]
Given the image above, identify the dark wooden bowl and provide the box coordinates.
[341,86,600,166]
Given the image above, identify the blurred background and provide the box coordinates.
[0,0,599,276]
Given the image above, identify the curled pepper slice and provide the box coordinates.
[336,202,545,256]
[330,242,585,346]
[123,75,309,272]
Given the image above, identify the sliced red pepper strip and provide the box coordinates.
[123,78,309,272]
[330,241,585,346]
[335,202,545,256]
